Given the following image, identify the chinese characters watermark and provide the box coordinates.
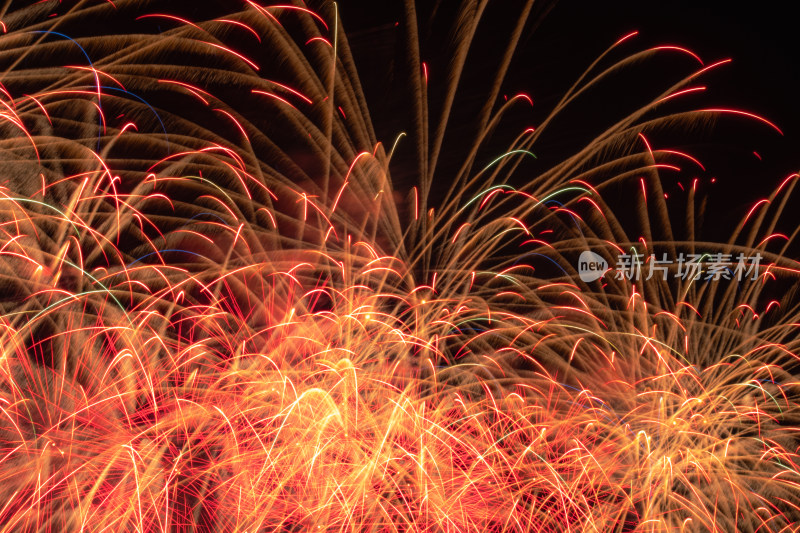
[578,251,762,283]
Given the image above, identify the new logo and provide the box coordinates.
[578,251,608,282]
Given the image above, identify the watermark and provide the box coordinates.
[578,251,762,282]
[578,251,609,282]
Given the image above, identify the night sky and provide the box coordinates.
[339,0,799,243]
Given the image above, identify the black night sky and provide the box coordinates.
[340,0,799,244]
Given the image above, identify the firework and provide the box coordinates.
[0,1,798,531]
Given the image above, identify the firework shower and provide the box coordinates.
[0,1,798,531]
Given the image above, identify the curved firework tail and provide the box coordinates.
[0,1,798,531]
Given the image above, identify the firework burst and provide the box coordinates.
[0,1,798,531]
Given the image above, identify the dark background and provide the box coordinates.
[338,0,799,243]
